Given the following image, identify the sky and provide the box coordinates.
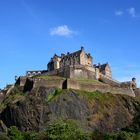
[0,0,140,88]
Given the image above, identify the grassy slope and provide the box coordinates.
[35,75,105,86]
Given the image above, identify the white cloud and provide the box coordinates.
[115,10,123,16]
[50,25,76,37]
[115,7,140,18]
[128,7,136,17]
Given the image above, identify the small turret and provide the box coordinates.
[132,77,137,90]
[132,77,136,82]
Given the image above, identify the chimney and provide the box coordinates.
[81,46,84,51]
[61,53,65,58]
[88,53,91,57]
[98,63,101,68]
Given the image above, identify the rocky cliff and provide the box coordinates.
[0,85,140,134]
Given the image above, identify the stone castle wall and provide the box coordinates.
[16,76,27,87]
[43,65,97,80]
[69,65,96,79]
[66,79,135,97]
[33,78,65,89]
[134,88,140,97]
[18,77,136,97]
[99,74,120,87]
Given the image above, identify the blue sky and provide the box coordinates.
[0,0,140,88]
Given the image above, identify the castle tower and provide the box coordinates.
[48,54,61,71]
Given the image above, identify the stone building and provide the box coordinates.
[26,70,47,77]
[47,47,93,71]
[95,63,112,79]
[47,47,112,80]
[26,47,112,80]
[48,54,61,71]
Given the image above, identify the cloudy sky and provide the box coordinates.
[0,0,140,88]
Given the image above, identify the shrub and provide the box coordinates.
[46,119,91,140]
[134,132,140,140]
[23,131,47,140]
[11,86,22,95]
[117,131,134,140]
[47,88,63,102]
[8,126,24,140]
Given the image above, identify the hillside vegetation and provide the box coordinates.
[0,86,140,139]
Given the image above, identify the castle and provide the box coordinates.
[26,47,112,81]
[12,47,138,97]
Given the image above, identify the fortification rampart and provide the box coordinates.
[42,65,97,80]
[134,88,140,97]
[33,78,65,89]
[17,77,136,97]
[66,79,135,97]
[99,74,121,87]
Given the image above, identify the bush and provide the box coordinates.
[8,126,24,140]
[11,86,22,95]
[23,131,47,140]
[47,88,63,102]
[117,131,134,140]
[46,119,91,140]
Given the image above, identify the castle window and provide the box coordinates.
[38,71,41,75]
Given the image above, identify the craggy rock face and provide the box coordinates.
[0,87,140,133]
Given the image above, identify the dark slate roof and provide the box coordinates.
[48,47,92,63]
[61,49,92,60]
[61,50,82,60]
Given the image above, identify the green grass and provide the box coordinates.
[35,75,104,86]
[34,75,65,80]
[0,96,24,114]
[10,86,23,96]
[73,77,104,85]
[47,88,63,102]
[0,86,25,113]
[73,89,114,102]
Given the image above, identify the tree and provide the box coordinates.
[46,120,91,140]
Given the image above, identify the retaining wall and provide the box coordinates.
[33,78,65,89]
[99,75,120,87]
[18,77,136,97]
[67,79,135,97]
